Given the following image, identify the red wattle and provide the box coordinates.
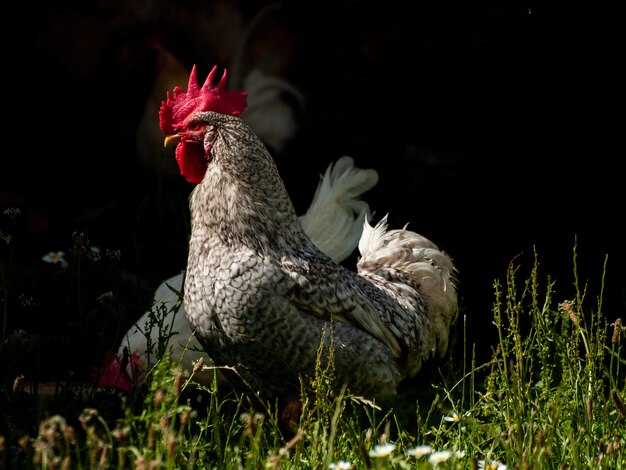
[175,141,207,184]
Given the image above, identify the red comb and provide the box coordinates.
[159,65,248,135]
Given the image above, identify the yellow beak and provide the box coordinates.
[163,134,181,147]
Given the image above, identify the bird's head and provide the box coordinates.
[159,65,248,183]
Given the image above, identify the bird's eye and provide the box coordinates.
[188,121,204,131]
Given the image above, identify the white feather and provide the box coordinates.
[300,156,378,262]
[357,216,458,361]
[358,213,389,257]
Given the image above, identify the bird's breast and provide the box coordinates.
[184,239,285,340]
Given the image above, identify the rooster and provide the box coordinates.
[111,155,378,388]
[158,65,458,408]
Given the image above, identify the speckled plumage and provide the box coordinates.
[177,110,459,405]
[114,156,379,388]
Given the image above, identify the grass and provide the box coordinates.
[1,207,625,469]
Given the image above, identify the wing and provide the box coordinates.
[280,250,406,358]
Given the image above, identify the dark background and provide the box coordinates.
[1,1,622,379]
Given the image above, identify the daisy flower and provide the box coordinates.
[405,445,432,457]
[444,412,461,423]
[329,461,352,470]
[42,251,68,267]
[368,443,396,458]
[478,460,507,470]
[428,450,452,464]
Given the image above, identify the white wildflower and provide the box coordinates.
[478,459,508,470]
[444,412,461,422]
[42,251,67,267]
[329,461,352,470]
[405,445,432,457]
[429,450,452,464]
[369,443,396,457]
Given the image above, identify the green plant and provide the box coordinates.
[1,219,624,469]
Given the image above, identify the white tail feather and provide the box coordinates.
[299,156,378,262]
[358,216,458,360]
[358,213,389,257]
